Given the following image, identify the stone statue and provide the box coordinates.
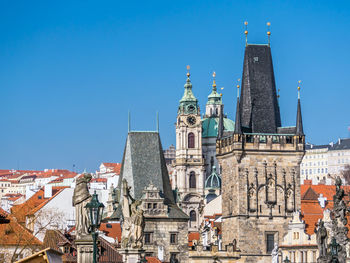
[331,176,348,263]
[73,173,92,239]
[271,243,279,263]
[317,220,328,258]
[121,179,145,249]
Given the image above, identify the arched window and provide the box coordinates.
[190,210,196,222]
[216,108,218,115]
[188,133,195,148]
[189,171,196,188]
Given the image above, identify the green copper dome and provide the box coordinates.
[205,166,221,189]
[178,75,199,115]
[206,89,222,105]
[202,117,235,138]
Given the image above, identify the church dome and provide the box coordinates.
[205,166,221,189]
[202,117,235,138]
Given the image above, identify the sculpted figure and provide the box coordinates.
[317,220,328,257]
[271,243,279,263]
[121,179,145,249]
[73,173,92,239]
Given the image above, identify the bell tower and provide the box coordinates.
[172,66,205,231]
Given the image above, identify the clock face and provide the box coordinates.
[187,105,195,113]
[187,116,196,125]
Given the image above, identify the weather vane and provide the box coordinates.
[212,71,216,89]
[244,21,248,46]
[267,22,271,46]
[297,80,301,99]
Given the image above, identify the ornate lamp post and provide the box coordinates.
[283,256,291,263]
[85,191,105,263]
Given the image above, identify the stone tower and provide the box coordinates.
[173,67,205,231]
[216,44,305,262]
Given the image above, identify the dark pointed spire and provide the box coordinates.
[240,44,281,133]
[217,105,224,139]
[234,83,242,134]
[296,82,304,136]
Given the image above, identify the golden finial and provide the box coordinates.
[297,80,301,99]
[267,22,271,46]
[186,65,190,77]
[236,78,241,98]
[212,71,217,89]
[244,21,248,46]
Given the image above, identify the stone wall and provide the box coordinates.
[143,218,189,262]
[217,135,304,263]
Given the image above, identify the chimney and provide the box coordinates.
[44,184,52,198]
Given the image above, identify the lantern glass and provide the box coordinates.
[85,191,105,229]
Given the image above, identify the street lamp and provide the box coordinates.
[85,191,105,263]
[283,256,291,263]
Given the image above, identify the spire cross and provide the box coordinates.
[297,80,301,99]
[186,65,190,78]
[244,21,248,46]
[267,22,271,46]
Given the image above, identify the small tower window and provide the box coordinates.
[216,108,218,115]
[190,210,196,222]
[189,171,196,188]
[188,133,195,148]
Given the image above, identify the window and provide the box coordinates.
[144,232,152,244]
[188,133,195,148]
[38,196,42,199]
[64,246,70,253]
[189,171,196,188]
[266,233,275,253]
[153,203,157,209]
[190,210,196,222]
[147,203,151,209]
[170,233,178,244]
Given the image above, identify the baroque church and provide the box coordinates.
[171,69,234,231]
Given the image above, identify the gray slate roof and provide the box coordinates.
[239,44,282,133]
[110,131,188,220]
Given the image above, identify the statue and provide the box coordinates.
[316,220,328,258]
[331,176,348,263]
[73,173,92,239]
[271,243,279,263]
[121,179,145,249]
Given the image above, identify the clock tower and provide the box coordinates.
[172,66,205,231]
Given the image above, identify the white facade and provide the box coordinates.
[300,139,350,185]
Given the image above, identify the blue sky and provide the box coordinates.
[1,0,349,172]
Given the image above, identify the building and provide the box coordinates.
[172,70,234,231]
[110,131,189,262]
[300,138,350,185]
[280,180,350,262]
[216,43,305,262]
[0,207,42,262]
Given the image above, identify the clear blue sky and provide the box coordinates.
[1,0,349,172]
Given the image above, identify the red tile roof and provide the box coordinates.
[91,178,107,183]
[11,186,67,223]
[0,207,42,246]
[188,232,200,246]
[146,257,162,263]
[102,163,121,174]
[300,183,350,237]
[99,223,122,241]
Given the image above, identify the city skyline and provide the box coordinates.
[1,0,350,172]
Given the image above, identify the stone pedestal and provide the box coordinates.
[119,248,145,263]
[76,236,94,263]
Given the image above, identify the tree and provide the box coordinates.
[6,208,65,262]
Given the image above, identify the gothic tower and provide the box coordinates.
[173,67,205,231]
[216,44,305,262]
